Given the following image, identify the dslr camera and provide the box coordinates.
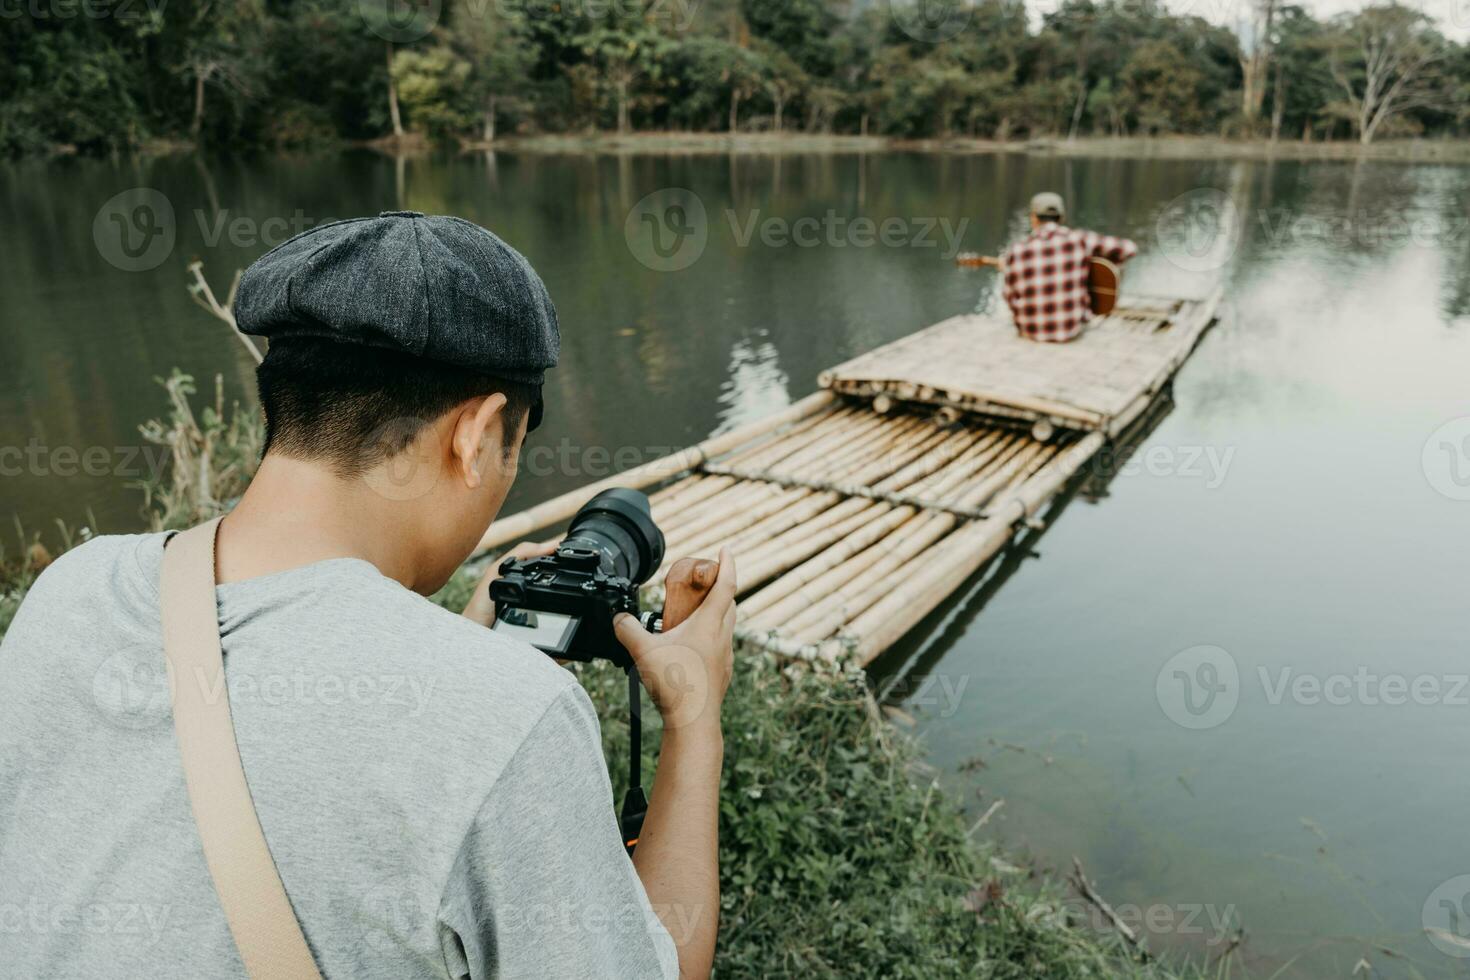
[489,488,664,669]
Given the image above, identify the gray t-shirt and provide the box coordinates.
[0,533,678,979]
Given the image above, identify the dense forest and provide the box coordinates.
[3,0,1467,158]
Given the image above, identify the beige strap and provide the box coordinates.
[161,518,323,980]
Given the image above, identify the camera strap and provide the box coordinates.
[620,666,647,855]
[160,518,323,980]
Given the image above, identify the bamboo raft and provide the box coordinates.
[478,290,1223,667]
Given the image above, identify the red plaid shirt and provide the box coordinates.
[1001,224,1138,342]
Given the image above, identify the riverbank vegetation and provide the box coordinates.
[0,372,1226,977]
[3,0,1467,159]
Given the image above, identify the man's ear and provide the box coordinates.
[450,393,508,490]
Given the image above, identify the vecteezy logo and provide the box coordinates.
[1424,875,1470,958]
[359,0,441,43]
[92,188,176,273]
[1156,645,1239,730]
[624,188,708,272]
[890,0,972,42]
[1155,188,1241,273]
[92,643,173,730]
[360,416,440,502]
[1423,417,1470,501]
[361,877,434,953]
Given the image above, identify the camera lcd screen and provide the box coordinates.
[492,609,579,655]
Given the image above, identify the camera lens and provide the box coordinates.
[563,488,665,585]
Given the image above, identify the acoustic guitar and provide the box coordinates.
[955,253,1122,316]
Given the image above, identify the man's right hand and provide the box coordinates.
[613,547,736,732]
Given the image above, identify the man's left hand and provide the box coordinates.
[461,538,560,627]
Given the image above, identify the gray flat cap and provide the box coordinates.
[1029,192,1066,220]
[234,211,559,384]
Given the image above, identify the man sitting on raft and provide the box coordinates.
[975,192,1138,343]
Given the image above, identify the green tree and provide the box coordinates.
[576,27,666,133]
[758,44,809,132]
[175,0,267,142]
[1265,4,1333,141]
[740,0,837,75]
[1039,0,1128,140]
[667,37,766,132]
[1120,39,1208,134]
[391,46,472,136]
[452,0,536,142]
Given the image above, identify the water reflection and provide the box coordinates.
[713,337,790,435]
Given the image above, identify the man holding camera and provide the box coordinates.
[0,212,734,978]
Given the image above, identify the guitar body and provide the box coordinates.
[956,253,1122,315]
[1088,256,1120,315]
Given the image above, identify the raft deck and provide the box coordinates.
[478,290,1223,667]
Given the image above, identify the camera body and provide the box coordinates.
[489,488,665,670]
[489,547,640,668]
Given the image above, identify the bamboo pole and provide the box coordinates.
[673,411,934,558]
[711,423,976,502]
[724,492,846,555]
[776,441,1030,642]
[724,405,866,473]
[841,431,1106,665]
[658,410,886,539]
[751,432,1058,642]
[840,516,1017,664]
[734,622,842,662]
[652,475,737,517]
[735,433,1004,613]
[719,430,1000,519]
[663,415,941,574]
[734,429,997,616]
[716,403,853,470]
[664,486,813,557]
[801,416,926,482]
[715,424,954,562]
[746,505,922,630]
[785,511,955,642]
[936,441,1040,513]
[650,473,705,504]
[827,377,1102,429]
[734,429,1018,597]
[475,390,834,553]
[732,496,885,585]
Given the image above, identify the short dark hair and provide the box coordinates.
[256,338,541,476]
[1036,213,1062,223]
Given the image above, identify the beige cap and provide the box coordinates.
[1029,192,1066,220]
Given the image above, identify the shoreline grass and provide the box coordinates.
[54,131,1470,165]
[478,132,1470,164]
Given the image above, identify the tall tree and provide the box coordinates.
[176,0,266,142]
[1328,4,1454,144]
[759,44,808,132]
[1266,5,1331,141]
[453,0,535,142]
[1237,0,1279,127]
[576,26,677,134]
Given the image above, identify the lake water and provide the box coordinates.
[3,150,1468,976]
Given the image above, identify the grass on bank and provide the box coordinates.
[1,372,1228,979]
